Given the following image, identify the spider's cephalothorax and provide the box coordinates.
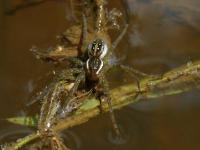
[88,39,108,58]
[86,39,108,78]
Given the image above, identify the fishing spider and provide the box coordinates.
[32,0,149,139]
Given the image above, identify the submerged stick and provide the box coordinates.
[4,60,200,150]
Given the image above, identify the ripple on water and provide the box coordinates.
[0,126,82,150]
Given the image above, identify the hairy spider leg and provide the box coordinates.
[69,0,78,22]
[112,64,157,98]
[68,57,84,67]
[111,24,129,50]
[64,70,85,106]
[26,67,82,107]
[99,74,122,138]
[109,64,146,94]
[78,14,88,55]
[110,0,131,51]
[118,64,141,93]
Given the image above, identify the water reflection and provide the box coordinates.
[0,124,33,145]
[0,0,200,149]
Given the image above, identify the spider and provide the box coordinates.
[32,0,150,138]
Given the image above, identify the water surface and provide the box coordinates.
[0,0,200,149]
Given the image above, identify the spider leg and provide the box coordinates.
[111,0,130,51]
[69,0,78,22]
[61,71,86,116]
[65,71,85,104]
[115,64,145,94]
[82,14,88,45]
[99,74,122,138]
[118,64,150,78]
[106,96,121,138]
[78,13,88,55]
[111,24,128,50]
[68,57,84,67]
[113,64,160,97]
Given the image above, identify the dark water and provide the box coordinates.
[0,0,200,149]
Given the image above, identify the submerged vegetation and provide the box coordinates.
[1,0,200,150]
